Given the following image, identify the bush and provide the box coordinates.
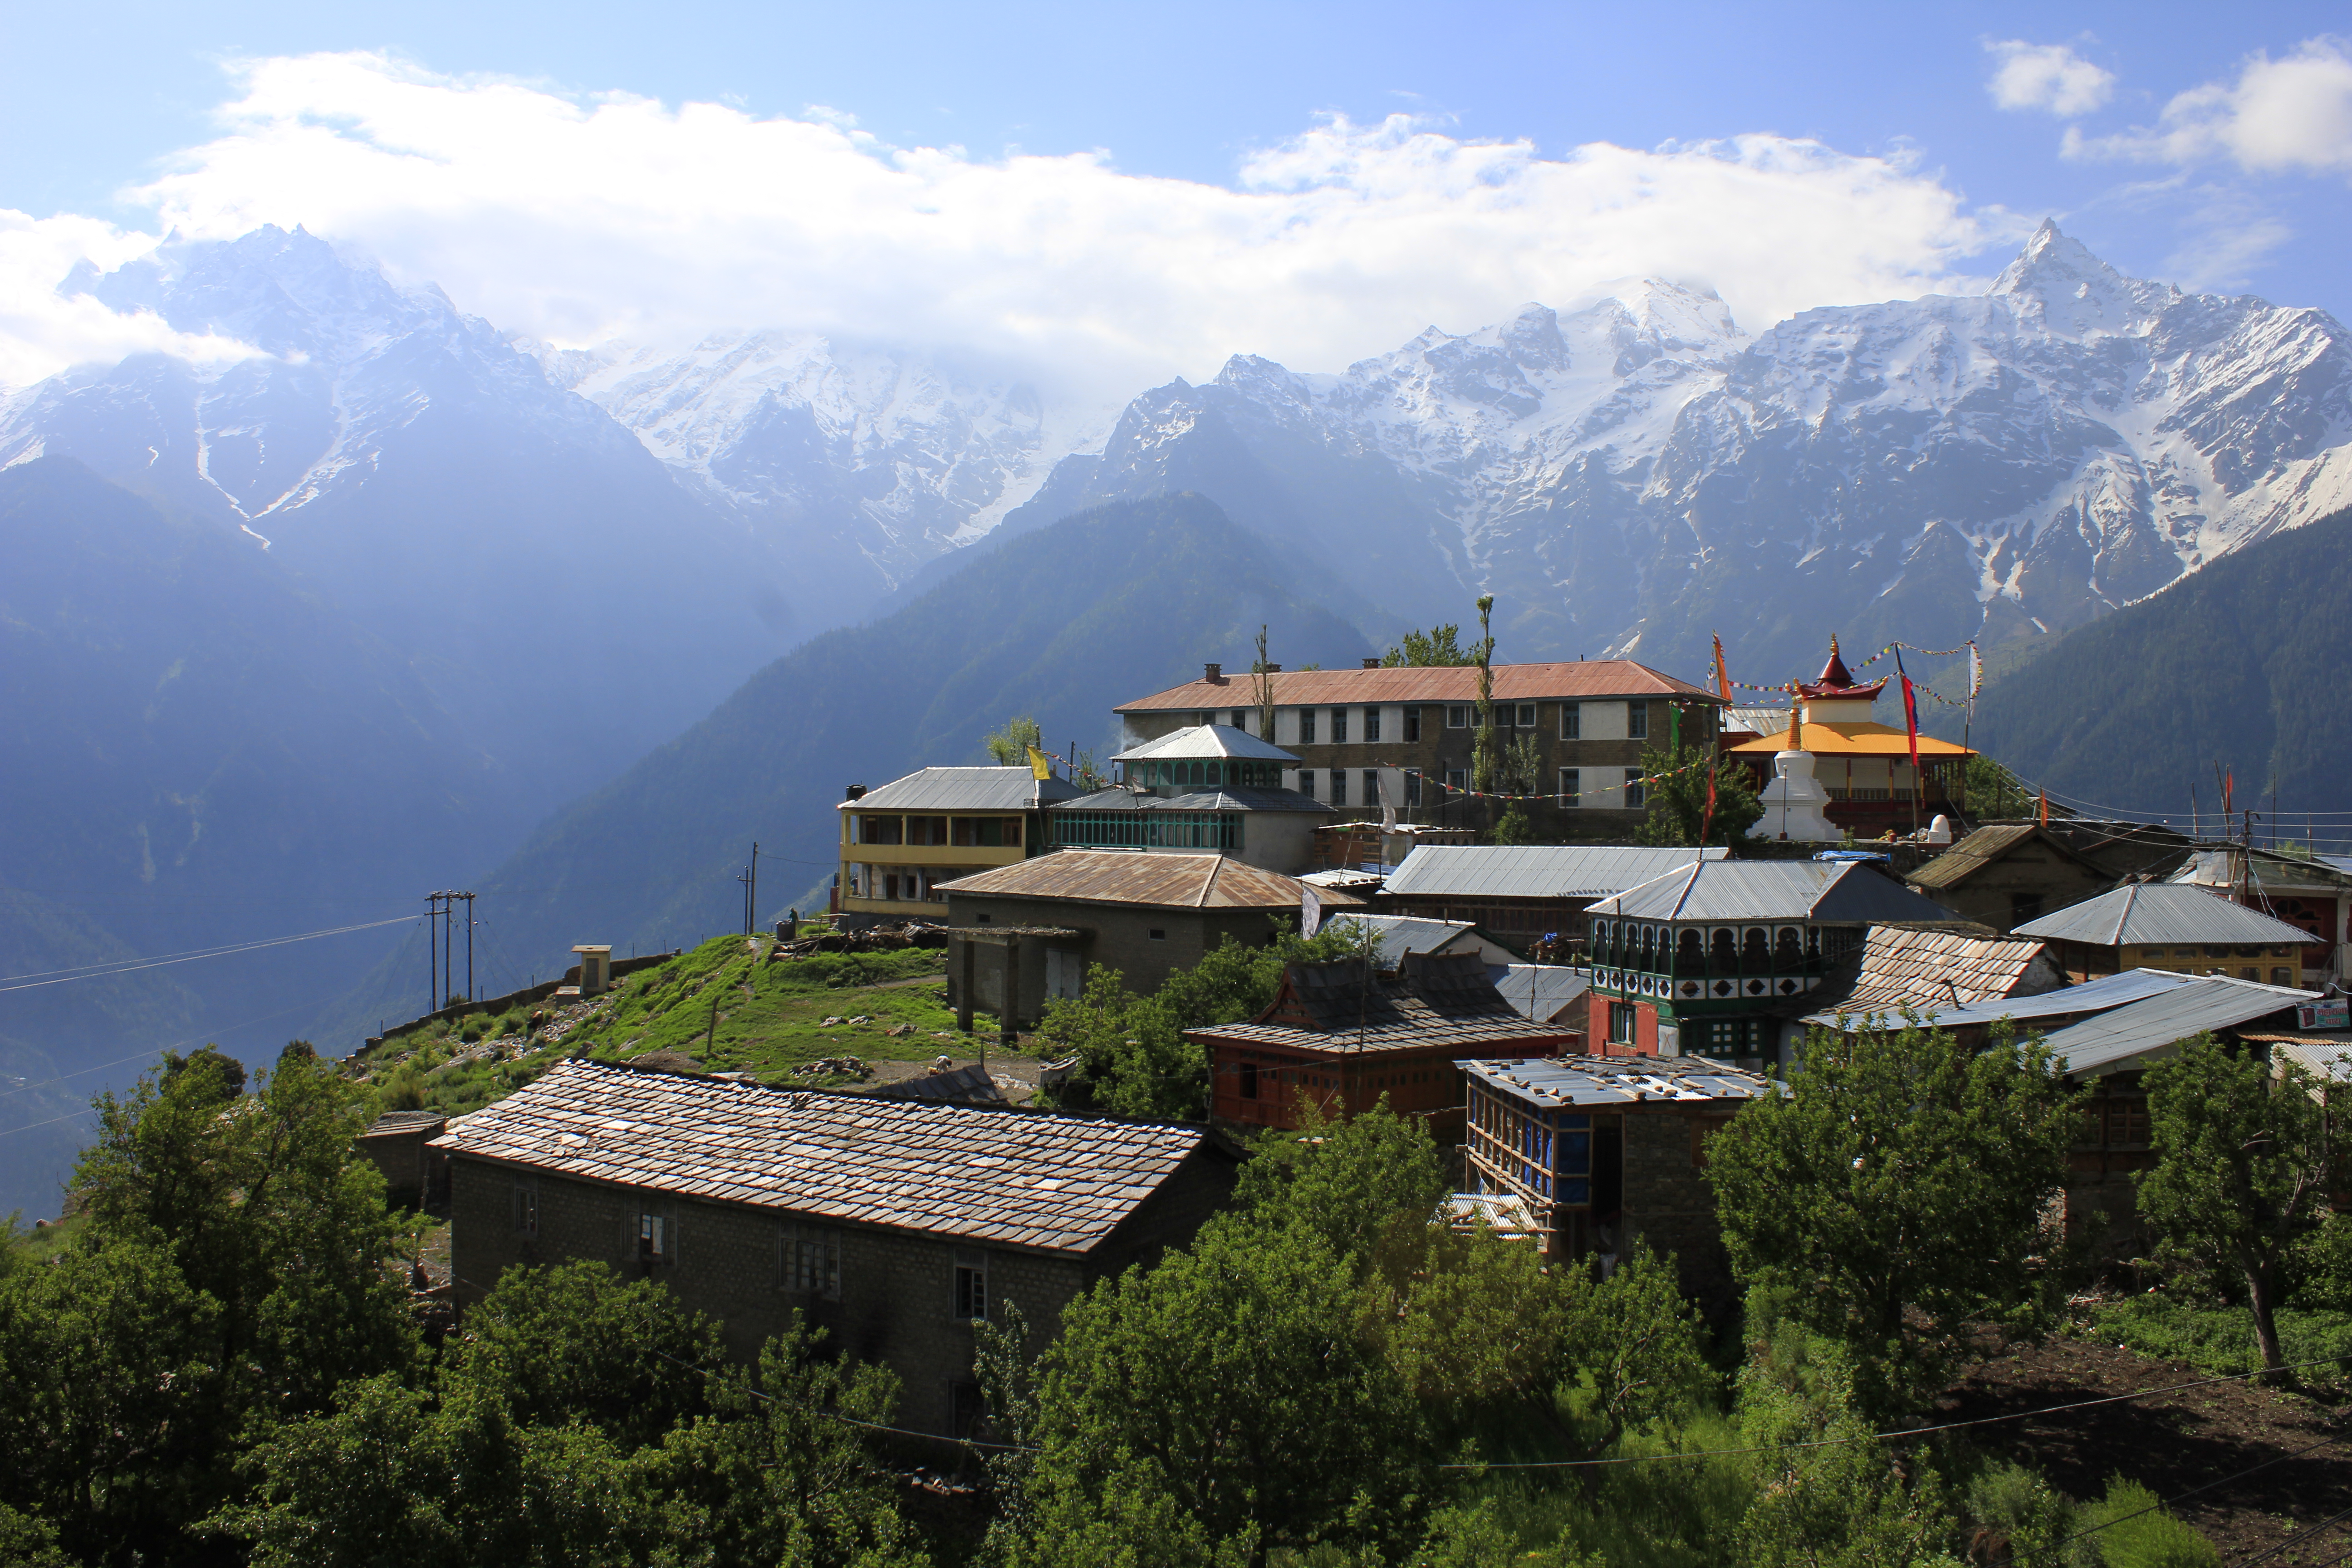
[2088,1293,2352,1378]
[2076,1479,2216,1568]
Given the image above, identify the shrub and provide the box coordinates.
[2076,1479,2216,1568]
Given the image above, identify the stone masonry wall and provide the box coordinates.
[449,1155,1089,1436]
[1618,1110,1733,1307]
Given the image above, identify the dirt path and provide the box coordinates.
[1937,1338,2350,1559]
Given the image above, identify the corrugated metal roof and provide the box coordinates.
[2259,1034,2352,1083]
[1465,1055,1774,1107]
[1725,705,1791,735]
[430,1058,1204,1255]
[1485,964,1592,1024]
[935,849,1353,910]
[1119,659,1716,712]
[2011,882,2315,946]
[1590,860,1958,924]
[1802,965,2203,1032]
[2037,975,2314,1075]
[2167,847,2352,892]
[1053,785,1332,815]
[1906,824,2105,891]
[1382,844,1728,901]
[844,766,1083,813]
[1111,723,1298,764]
[1322,912,1488,970]
[1725,720,1974,757]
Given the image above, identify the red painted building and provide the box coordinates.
[1190,951,1573,1140]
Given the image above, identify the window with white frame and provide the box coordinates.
[952,1247,989,1321]
[1561,703,1581,739]
[1404,708,1421,743]
[1446,769,1467,789]
[1623,769,1646,810]
[637,1209,671,1264]
[1447,705,1470,728]
[1608,1001,1637,1043]
[1558,768,1580,806]
[1515,703,1536,728]
[1628,704,1649,740]
[784,1222,841,1298]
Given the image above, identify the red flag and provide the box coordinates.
[1896,650,1922,791]
[2224,770,2234,816]
[2039,789,2049,826]
[1711,633,1731,701]
[1699,763,1719,845]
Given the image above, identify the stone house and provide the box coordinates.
[1462,1055,1774,1301]
[2013,882,2316,986]
[1113,658,1722,838]
[934,850,1361,1030]
[431,1058,1237,1437]
[1905,824,2117,932]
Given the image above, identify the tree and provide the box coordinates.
[1964,755,2037,819]
[1236,1098,1447,1260]
[1705,1021,2082,1416]
[984,715,1044,765]
[1470,596,1499,797]
[1633,743,1765,847]
[2138,1034,2338,1376]
[1381,624,1474,667]
[1252,623,1277,742]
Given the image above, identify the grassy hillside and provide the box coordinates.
[321,493,1372,1046]
[1968,504,2352,822]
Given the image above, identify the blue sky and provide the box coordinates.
[3,1,2348,393]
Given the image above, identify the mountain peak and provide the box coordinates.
[1990,220,2121,298]
[1985,220,2169,334]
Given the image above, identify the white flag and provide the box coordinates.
[1300,885,1323,938]
[1376,769,1397,832]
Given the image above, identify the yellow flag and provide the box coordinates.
[1027,746,1053,781]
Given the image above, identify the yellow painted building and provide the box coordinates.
[836,766,1083,921]
[1725,638,1974,833]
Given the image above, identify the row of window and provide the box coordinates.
[856,814,1021,847]
[513,1187,994,1322]
[1288,766,1645,808]
[1051,811,1243,851]
[1132,759,1284,790]
[1195,703,1654,742]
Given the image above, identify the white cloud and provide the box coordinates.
[0,212,263,392]
[2068,37,2352,175]
[1985,40,2117,118]
[10,52,2018,397]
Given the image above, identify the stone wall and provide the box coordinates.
[946,894,1285,1024]
[1618,1109,1734,1307]
[448,1145,1237,1436]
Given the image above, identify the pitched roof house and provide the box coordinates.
[1905,823,2116,932]
[2013,882,2317,985]
[433,1058,1236,1436]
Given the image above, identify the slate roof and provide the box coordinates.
[844,766,1083,813]
[1119,660,1717,712]
[430,1058,1201,1255]
[1111,724,1299,764]
[1590,860,1959,924]
[1192,951,1571,1057]
[1383,844,1728,901]
[866,1063,1008,1107]
[1810,922,2059,1013]
[1906,824,2109,891]
[2011,883,2316,947]
[1466,1055,1774,1108]
[935,850,1357,910]
[2037,975,2314,1075]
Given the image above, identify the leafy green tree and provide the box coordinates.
[1964,755,2038,819]
[1471,596,1499,802]
[1633,743,1765,847]
[983,715,1044,765]
[1237,1098,1448,1260]
[1021,1218,1432,1566]
[0,1501,78,1568]
[2138,1035,2338,1375]
[1381,624,1473,666]
[1705,1022,2081,1416]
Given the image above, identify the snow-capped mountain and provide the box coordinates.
[532,332,1098,593]
[998,222,2352,683]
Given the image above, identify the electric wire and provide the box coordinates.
[2052,1434,2340,1550]
[2231,1500,2352,1567]
[0,914,416,993]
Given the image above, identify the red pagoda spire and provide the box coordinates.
[1795,633,1887,701]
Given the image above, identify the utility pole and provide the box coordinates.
[737,862,754,937]
[426,892,439,1014]
[750,843,760,937]
[464,892,475,1006]
[442,890,453,1007]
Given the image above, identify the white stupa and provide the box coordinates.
[1749,701,1840,843]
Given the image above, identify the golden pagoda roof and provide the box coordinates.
[1725,720,1975,759]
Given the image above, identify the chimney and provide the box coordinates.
[1361,657,1380,669]
[1204,662,1224,683]
[845,784,867,802]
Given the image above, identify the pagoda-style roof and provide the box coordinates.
[1725,720,1973,759]
[1796,636,1887,702]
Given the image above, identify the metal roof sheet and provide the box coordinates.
[935,849,1354,910]
[1590,860,1959,924]
[1322,912,1487,970]
[1725,720,1974,757]
[2259,1034,2352,1084]
[844,766,1084,812]
[1382,844,1728,901]
[1111,723,1299,764]
[2035,976,2314,1075]
[2011,882,2316,946]
[1053,785,1332,815]
[1485,964,1592,1024]
[430,1058,1205,1254]
[1802,965,2203,1031]
[1118,660,1717,712]
[2166,847,2352,892]
[1465,1054,1774,1107]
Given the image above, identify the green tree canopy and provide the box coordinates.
[1632,741,1764,848]
[1705,1021,2081,1416]
[2138,1034,2339,1374]
[983,715,1044,765]
[1381,624,1473,666]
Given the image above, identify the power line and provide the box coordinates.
[2054,1433,2339,1551]
[2233,1500,2352,1568]
[0,914,415,994]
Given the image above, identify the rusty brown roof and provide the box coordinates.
[1118,659,1717,713]
[429,1058,1205,1255]
[934,850,1360,910]
[1906,824,2108,891]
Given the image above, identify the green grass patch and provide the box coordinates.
[2081,1293,2352,1379]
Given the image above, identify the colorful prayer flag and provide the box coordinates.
[1027,746,1054,781]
